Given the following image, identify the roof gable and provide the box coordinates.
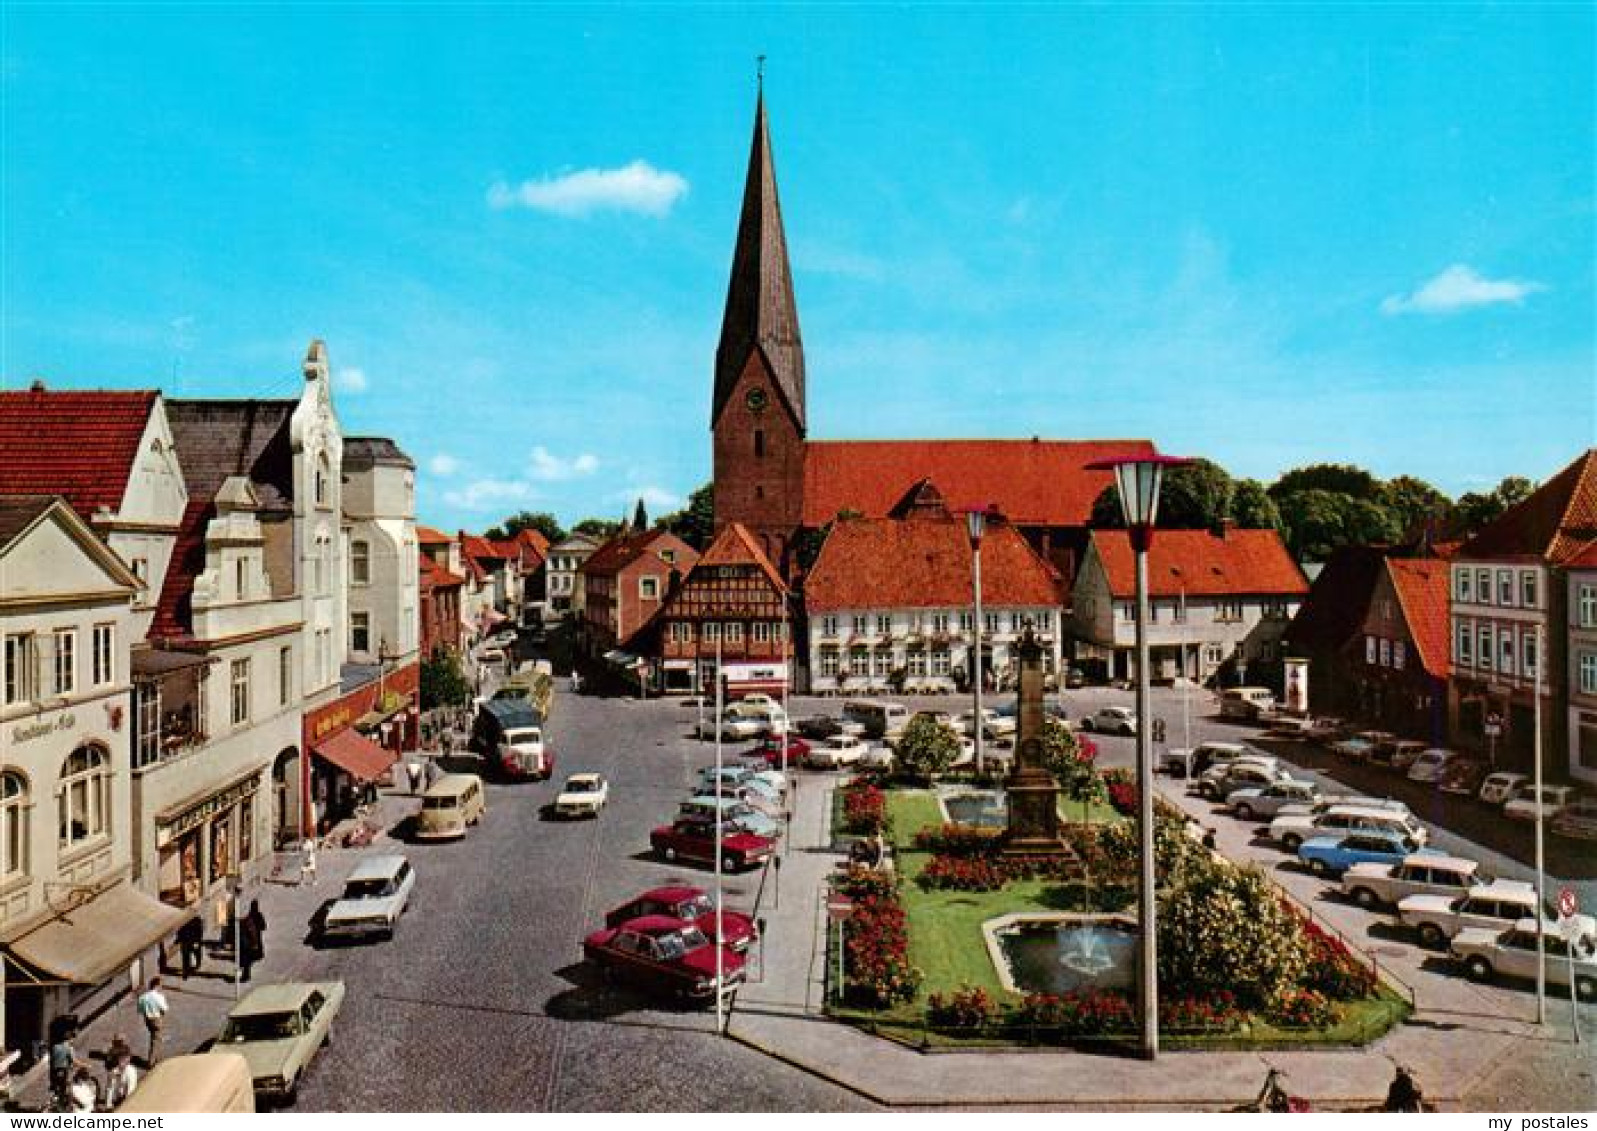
[0,388,159,520]
[1086,527,1308,600]
[803,439,1156,528]
[1385,558,1452,680]
[581,528,696,577]
[1457,449,1597,563]
[695,522,787,592]
[0,494,141,600]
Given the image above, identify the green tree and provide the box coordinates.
[1275,488,1401,561]
[1229,478,1281,530]
[894,716,960,779]
[1379,476,1450,537]
[1159,459,1236,529]
[633,497,650,530]
[485,511,565,544]
[657,482,715,549]
[1268,463,1382,502]
[571,517,622,540]
[420,650,471,711]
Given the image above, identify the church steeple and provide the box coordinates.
[713,88,805,433]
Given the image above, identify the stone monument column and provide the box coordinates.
[1003,626,1069,856]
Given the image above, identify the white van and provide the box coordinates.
[1220,687,1277,721]
[844,699,911,739]
[415,773,486,840]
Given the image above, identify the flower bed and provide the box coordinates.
[919,854,1008,891]
[841,782,888,836]
[833,866,922,1007]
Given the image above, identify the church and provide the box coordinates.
[709,89,1157,589]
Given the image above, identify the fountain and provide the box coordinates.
[983,913,1140,995]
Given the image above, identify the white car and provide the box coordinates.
[1269,805,1428,852]
[1081,706,1137,736]
[1226,779,1322,821]
[859,745,897,772]
[321,855,415,941]
[1405,747,1460,783]
[1340,854,1483,910]
[808,734,867,769]
[953,709,1017,740]
[1453,920,1597,1000]
[554,773,608,818]
[1401,879,1595,950]
[1195,759,1286,801]
[698,713,765,741]
[735,693,779,710]
[1504,784,1580,822]
[1478,772,1529,806]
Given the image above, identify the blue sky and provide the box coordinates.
[4,5,1592,530]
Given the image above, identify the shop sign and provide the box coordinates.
[157,775,260,844]
[9,712,76,745]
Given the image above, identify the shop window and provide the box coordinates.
[1,771,27,880]
[58,745,109,850]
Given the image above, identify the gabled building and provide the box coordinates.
[491,529,550,626]
[578,528,698,664]
[343,437,419,671]
[1350,557,1452,745]
[459,533,511,637]
[547,531,601,617]
[1282,545,1395,720]
[707,90,1153,587]
[804,491,1064,695]
[1449,449,1597,777]
[419,554,466,658]
[626,522,790,695]
[1072,525,1308,685]
[1565,541,1597,785]
[0,496,181,1062]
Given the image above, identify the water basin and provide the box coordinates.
[982,913,1139,995]
[939,788,1006,828]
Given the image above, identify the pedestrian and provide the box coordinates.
[101,1038,138,1110]
[135,977,168,1066]
[238,899,266,982]
[406,760,424,794]
[176,915,205,978]
[300,836,318,887]
[48,1028,79,1106]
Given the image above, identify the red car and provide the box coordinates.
[649,819,775,871]
[746,735,811,767]
[583,915,745,1003]
[605,886,758,952]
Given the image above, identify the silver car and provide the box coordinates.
[321,855,415,941]
[1226,779,1321,821]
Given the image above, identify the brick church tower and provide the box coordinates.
[712,90,806,572]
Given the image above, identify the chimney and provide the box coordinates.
[29,378,46,392]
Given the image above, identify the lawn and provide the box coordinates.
[826,787,1411,1050]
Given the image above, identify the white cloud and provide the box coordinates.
[795,242,886,281]
[487,160,689,218]
[441,477,540,511]
[608,485,681,510]
[527,446,599,481]
[334,366,369,394]
[428,453,460,477]
[1381,264,1546,315]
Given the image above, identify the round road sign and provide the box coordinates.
[1558,888,1579,919]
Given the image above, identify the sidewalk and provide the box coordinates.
[13,783,425,1110]
[724,774,1584,1111]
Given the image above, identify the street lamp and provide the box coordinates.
[964,504,1000,776]
[1087,452,1189,1060]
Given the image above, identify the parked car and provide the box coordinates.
[796,715,865,740]
[734,693,779,710]
[746,734,811,767]
[697,712,765,741]
[320,855,415,942]
[1081,706,1137,736]
[1195,761,1288,801]
[698,777,782,813]
[1436,758,1488,797]
[1330,737,1376,762]
[1479,772,1530,807]
[1270,804,1428,852]
[679,795,781,839]
[859,744,897,772]
[1218,687,1277,722]
[953,709,1017,742]
[1226,779,1322,821]
[1340,854,1483,909]
[1388,740,1430,772]
[698,765,787,800]
[554,773,609,818]
[1298,829,1435,876]
[1406,747,1461,783]
[216,981,346,1102]
[1452,921,1597,1001]
[1504,784,1580,823]
[583,915,746,1004]
[604,886,758,952]
[1063,666,1087,689]
[649,819,775,871]
[1400,880,1595,950]
[1305,716,1348,743]
[807,734,868,769]
[1551,799,1597,841]
[1273,794,1413,821]
[1158,740,1256,779]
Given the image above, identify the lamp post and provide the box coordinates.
[965,505,998,776]
[1088,453,1189,1060]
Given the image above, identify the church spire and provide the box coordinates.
[713,84,805,432]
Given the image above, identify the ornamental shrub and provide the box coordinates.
[1162,991,1246,1034]
[841,783,887,836]
[1011,990,1136,1037]
[926,984,998,1032]
[911,823,1004,856]
[1266,987,1337,1029]
[833,864,898,901]
[895,716,961,779]
[1300,918,1380,1000]
[918,854,1007,891]
[841,893,922,1006]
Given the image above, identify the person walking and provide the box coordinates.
[175,915,204,978]
[48,1028,81,1107]
[238,899,266,982]
[300,836,318,887]
[101,1039,138,1110]
[135,977,168,1066]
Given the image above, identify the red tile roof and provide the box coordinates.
[802,438,1156,528]
[460,534,506,566]
[581,528,697,577]
[1564,539,1597,570]
[696,521,788,593]
[419,554,465,590]
[1087,528,1309,600]
[0,388,158,520]
[149,499,212,640]
[1387,557,1451,680]
[416,525,452,545]
[805,515,1062,612]
[1458,449,1597,564]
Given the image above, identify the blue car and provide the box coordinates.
[1298,830,1437,877]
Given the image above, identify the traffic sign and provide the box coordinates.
[1558,888,1579,919]
[826,893,855,922]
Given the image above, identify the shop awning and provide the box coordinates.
[479,609,509,627]
[313,727,397,783]
[3,883,189,985]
